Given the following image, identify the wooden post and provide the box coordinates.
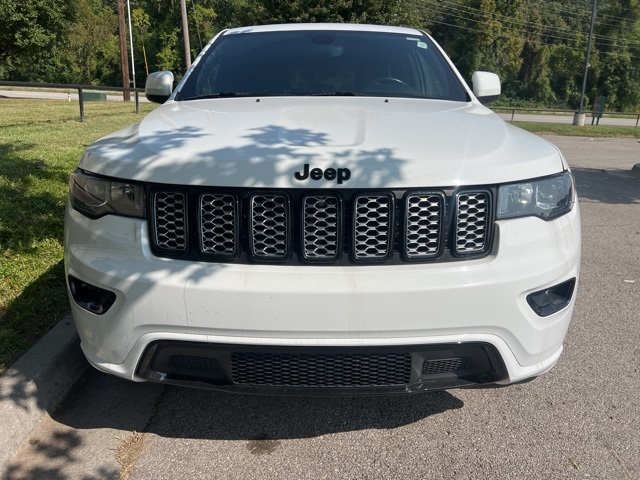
[78,88,85,122]
[181,0,192,69]
[117,0,131,101]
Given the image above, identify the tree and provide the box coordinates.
[0,0,73,79]
[62,0,119,84]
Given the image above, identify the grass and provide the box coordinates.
[514,122,640,138]
[0,98,156,373]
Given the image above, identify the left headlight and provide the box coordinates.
[69,170,145,219]
[497,172,575,221]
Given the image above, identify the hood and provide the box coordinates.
[80,97,564,188]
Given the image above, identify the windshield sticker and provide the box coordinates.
[406,37,428,49]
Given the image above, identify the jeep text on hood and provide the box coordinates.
[65,23,581,395]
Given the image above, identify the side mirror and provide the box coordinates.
[145,71,174,104]
[472,71,501,105]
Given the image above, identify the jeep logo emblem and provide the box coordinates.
[294,164,351,184]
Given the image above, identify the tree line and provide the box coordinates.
[2,0,639,111]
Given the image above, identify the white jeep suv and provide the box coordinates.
[65,23,580,395]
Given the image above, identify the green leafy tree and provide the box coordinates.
[249,0,413,25]
[62,0,119,84]
[0,0,73,79]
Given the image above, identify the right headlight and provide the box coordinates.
[69,170,145,219]
[497,172,575,221]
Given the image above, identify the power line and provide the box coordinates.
[417,0,640,45]
[411,7,640,60]
[410,0,640,50]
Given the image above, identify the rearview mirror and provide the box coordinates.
[145,71,174,104]
[472,71,501,105]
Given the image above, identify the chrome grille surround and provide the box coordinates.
[152,191,187,252]
[454,191,491,255]
[404,192,445,259]
[250,193,290,261]
[199,193,238,257]
[353,193,394,261]
[302,195,342,261]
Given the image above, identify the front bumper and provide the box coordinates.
[64,200,581,390]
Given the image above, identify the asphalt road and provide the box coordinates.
[5,137,639,480]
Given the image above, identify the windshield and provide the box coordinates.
[176,30,469,102]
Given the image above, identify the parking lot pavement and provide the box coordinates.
[4,136,639,480]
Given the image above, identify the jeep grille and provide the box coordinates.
[150,188,493,264]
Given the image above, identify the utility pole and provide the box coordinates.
[575,0,597,126]
[180,0,192,69]
[126,0,136,91]
[116,0,131,101]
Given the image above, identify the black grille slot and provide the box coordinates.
[422,357,472,375]
[353,194,393,261]
[250,194,290,260]
[169,355,219,371]
[148,187,493,264]
[302,195,341,261]
[454,191,490,255]
[200,193,238,257]
[231,352,412,387]
[404,193,444,259]
[153,191,187,251]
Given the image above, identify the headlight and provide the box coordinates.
[69,170,145,219]
[497,172,574,221]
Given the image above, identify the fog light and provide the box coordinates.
[68,276,116,315]
[527,278,576,317]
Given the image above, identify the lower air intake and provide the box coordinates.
[231,352,411,387]
[422,357,472,375]
[169,355,219,371]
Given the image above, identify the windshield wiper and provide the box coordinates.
[181,92,256,100]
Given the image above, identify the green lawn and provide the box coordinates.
[0,98,156,372]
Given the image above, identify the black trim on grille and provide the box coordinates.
[148,186,495,265]
[198,192,240,259]
[249,192,292,262]
[402,191,446,261]
[453,189,494,257]
[352,192,395,263]
[136,341,508,395]
[151,190,188,253]
[301,194,344,263]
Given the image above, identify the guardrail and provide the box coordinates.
[0,81,143,122]
[492,106,640,127]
